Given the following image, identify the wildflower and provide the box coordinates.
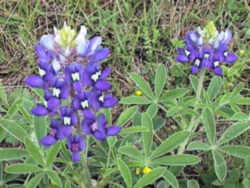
[67,135,85,162]
[41,119,71,147]
[176,22,237,76]
[26,24,121,162]
[82,114,121,141]
[142,167,152,174]
[135,90,143,96]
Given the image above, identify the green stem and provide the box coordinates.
[177,70,205,154]
[80,137,93,188]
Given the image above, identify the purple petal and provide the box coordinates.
[73,82,83,93]
[225,52,237,64]
[107,126,122,136]
[83,109,95,119]
[100,67,111,79]
[95,80,111,91]
[40,135,56,147]
[71,112,78,126]
[191,66,199,74]
[82,119,92,135]
[88,37,102,55]
[72,97,80,110]
[25,75,44,88]
[47,98,60,112]
[72,152,81,162]
[103,94,118,108]
[31,105,48,116]
[97,114,107,131]
[90,48,110,63]
[93,131,106,141]
[61,126,72,138]
[213,67,223,76]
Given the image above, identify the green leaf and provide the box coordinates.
[142,113,153,155]
[187,179,200,188]
[120,126,149,135]
[146,104,158,118]
[189,75,198,92]
[151,131,189,159]
[0,81,8,108]
[134,167,165,188]
[202,108,216,145]
[120,96,152,105]
[116,106,138,126]
[117,158,132,188]
[162,169,179,188]
[187,141,211,151]
[25,138,44,166]
[0,119,28,143]
[220,145,250,159]
[154,64,167,98]
[0,148,28,161]
[212,150,227,182]
[5,164,41,174]
[152,154,200,166]
[207,77,222,101]
[25,172,44,188]
[47,170,62,187]
[34,117,48,141]
[46,142,61,167]
[130,73,155,99]
[159,88,188,103]
[231,97,250,105]
[6,97,23,118]
[118,145,144,161]
[218,121,250,145]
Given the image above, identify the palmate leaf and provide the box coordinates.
[212,150,227,182]
[25,138,44,166]
[187,141,211,151]
[25,172,44,188]
[116,106,138,126]
[120,96,152,105]
[152,154,200,166]
[220,145,250,159]
[146,104,158,118]
[159,88,189,103]
[0,148,28,161]
[151,131,189,159]
[218,121,250,145]
[118,145,144,161]
[5,163,42,174]
[142,113,153,155]
[202,108,216,145]
[117,158,132,188]
[162,169,179,188]
[0,119,28,143]
[207,76,222,101]
[119,126,149,136]
[47,170,62,187]
[154,64,167,98]
[134,167,165,188]
[129,73,155,99]
[46,142,61,167]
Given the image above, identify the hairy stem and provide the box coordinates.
[177,70,205,154]
[80,137,93,188]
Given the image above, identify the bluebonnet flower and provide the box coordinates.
[67,135,85,162]
[26,24,121,162]
[41,119,71,147]
[82,114,121,141]
[176,22,237,76]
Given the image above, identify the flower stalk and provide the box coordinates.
[178,70,205,154]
